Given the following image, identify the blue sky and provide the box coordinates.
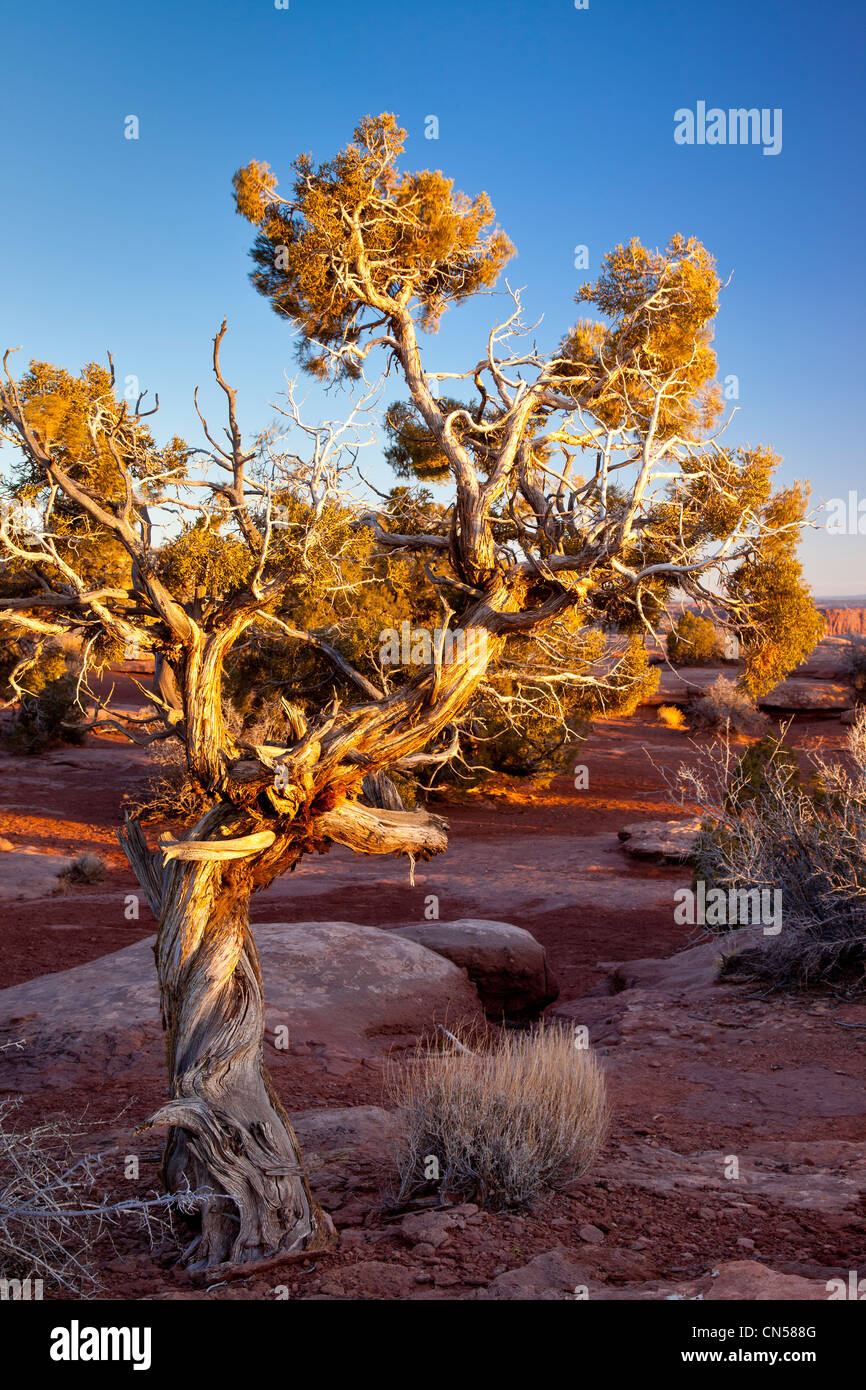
[1,0,864,594]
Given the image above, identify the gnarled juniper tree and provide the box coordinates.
[0,113,819,1268]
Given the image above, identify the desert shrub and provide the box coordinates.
[389,1024,608,1211]
[3,651,85,755]
[446,689,590,786]
[848,638,866,702]
[60,852,107,885]
[658,704,686,730]
[723,735,802,811]
[688,675,767,738]
[0,1094,200,1296]
[678,710,866,989]
[667,611,722,665]
[430,632,657,792]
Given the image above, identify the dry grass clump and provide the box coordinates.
[658,704,687,730]
[688,675,767,738]
[389,1023,608,1211]
[60,852,106,885]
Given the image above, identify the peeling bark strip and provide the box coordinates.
[159,829,277,862]
[315,802,448,857]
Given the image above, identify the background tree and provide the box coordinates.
[1,362,186,746]
[0,112,820,1271]
[666,610,724,666]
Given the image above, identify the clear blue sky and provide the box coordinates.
[1,0,864,594]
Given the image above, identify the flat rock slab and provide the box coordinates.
[591,926,767,994]
[680,1061,866,1125]
[0,848,73,902]
[593,1260,830,1302]
[0,922,484,1089]
[291,1105,397,1168]
[393,918,558,1018]
[466,1251,829,1302]
[265,832,682,917]
[760,677,854,711]
[795,637,858,679]
[2,746,151,778]
[553,926,866,1219]
[644,667,854,711]
[466,1247,591,1301]
[618,818,702,864]
[291,1105,398,1221]
[597,1139,866,1214]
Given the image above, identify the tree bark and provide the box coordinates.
[118,816,335,1269]
[113,585,508,1268]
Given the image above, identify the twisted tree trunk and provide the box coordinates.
[114,605,496,1267]
[118,817,335,1269]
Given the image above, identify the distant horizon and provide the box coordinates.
[813,595,866,605]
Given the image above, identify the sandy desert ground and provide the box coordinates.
[1,687,864,1302]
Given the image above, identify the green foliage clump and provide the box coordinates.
[563,236,723,440]
[155,516,253,602]
[727,482,824,697]
[431,633,658,790]
[667,611,722,665]
[383,400,462,483]
[233,114,514,378]
[2,360,186,589]
[4,650,84,754]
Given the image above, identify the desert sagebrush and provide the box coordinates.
[688,675,767,738]
[390,1024,608,1211]
[679,710,866,988]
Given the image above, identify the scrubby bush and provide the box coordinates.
[390,1024,608,1211]
[3,651,85,755]
[688,675,767,738]
[723,734,802,811]
[658,704,687,730]
[678,710,866,989]
[0,1094,198,1296]
[61,852,107,885]
[848,638,866,702]
[667,611,723,665]
[430,632,658,792]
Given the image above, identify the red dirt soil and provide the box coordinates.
[1,710,864,1301]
